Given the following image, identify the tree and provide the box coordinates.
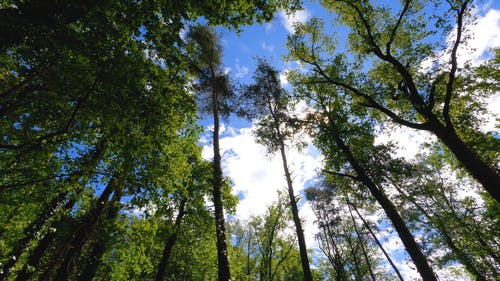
[240,59,313,281]
[229,193,307,281]
[286,0,500,201]
[283,53,439,279]
[155,153,215,281]
[385,158,500,280]
[252,193,297,281]
[187,24,236,281]
[306,185,396,281]
[1,0,302,279]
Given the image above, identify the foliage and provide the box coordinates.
[1,0,499,280]
[229,192,309,281]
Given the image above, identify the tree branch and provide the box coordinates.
[323,170,360,181]
[443,1,469,128]
[309,60,430,130]
[341,0,385,56]
[0,79,96,151]
[387,0,411,55]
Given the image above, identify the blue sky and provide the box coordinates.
[199,1,500,279]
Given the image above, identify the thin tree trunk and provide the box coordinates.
[16,190,82,281]
[155,197,188,281]
[15,228,57,281]
[349,202,405,281]
[211,72,231,281]
[345,232,363,281]
[390,181,487,281]
[278,142,313,281]
[246,227,252,277]
[316,208,346,280]
[347,202,376,281]
[330,130,437,281]
[0,192,68,281]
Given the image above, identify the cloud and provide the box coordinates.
[422,7,500,71]
[220,125,321,218]
[484,93,500,132]
[202,123,322,250]
[234,59,249,79]
[374,123,435,160]
[279,69,289,86]
[261,41,275,52]
[458,8,500,66]
[222,59,249,79]
[279,9,311,33]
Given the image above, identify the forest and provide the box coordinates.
[0,0,499,280]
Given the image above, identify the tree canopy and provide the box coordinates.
[1,0,498,280]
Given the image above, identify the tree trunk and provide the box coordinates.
[390,182,487,281]
[347,202,376,281]
[345,231,363,281]
[349,202,404,281]
[0,192,68,281]
[53,174,119,281]
[0,141,104,280]
[278,143,313,281]
[15,228,57,281]
[211,73,231,281]
[331,131,438,281]
[16,189,82,281]
[429,121,500,202]
[155,197,188,281]
[76,187,123,281]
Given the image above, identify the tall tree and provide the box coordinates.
[306,185,393,281]
[187,24,235,281]
[286,0,500,201]
[240,60,313,281]
[284,51,439,279]
[385,158,500,280]
[1,0,301,279]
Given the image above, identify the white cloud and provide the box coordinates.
[374,123,435,160]
[279,69,289,86]
[458,8,500,66]
[261,41,275,52]
[279,9,311,33]
[202,123,323,251]
[218,125,322,218]
[484,92,500,132]
[222,60,249,79]
[233,59,249,79]
[300,201,320,249]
